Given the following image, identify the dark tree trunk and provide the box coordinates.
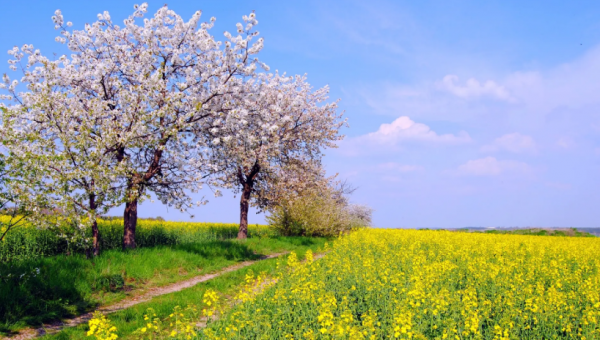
[91,219,99,257]
[237,162,260,240]
[121,145,163,250]
[89,193,100,257]
[238,182,253,239]
[123,198,138,249]
[116,148,139,250]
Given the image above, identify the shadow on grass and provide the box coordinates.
[0,239,262,335]
[0,256,91,334]
[174,240,262,261]
[268,236,322,247]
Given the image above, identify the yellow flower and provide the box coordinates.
[86,312,118,340]
[200,229,600,339]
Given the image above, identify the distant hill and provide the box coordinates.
[575,228,600,236]
[453,227,600,237]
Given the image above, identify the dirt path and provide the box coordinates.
[3,252,289,340]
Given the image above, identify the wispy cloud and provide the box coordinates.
[481,133,537,154]
[316,0,419,57]
[556,137,575,149]
[437,75,513,101]
[349,45,600,130]
[453,157,533,177]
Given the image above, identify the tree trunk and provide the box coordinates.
[91,219,100,257]
[89,193,100,257]
[238,182,253,239]
[123,197,138,249]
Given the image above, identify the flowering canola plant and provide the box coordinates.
[201,229,600,339]
[131,220,273,238]
[87,311,118,340]
[133,306,199,340]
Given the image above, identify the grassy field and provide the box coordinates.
[200,229,600,339]
[40,241,326,339]
[0,214,329,336]
[0,235,327,335]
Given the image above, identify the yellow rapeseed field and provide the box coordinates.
[129,219,274,238]
[202,229,600,339]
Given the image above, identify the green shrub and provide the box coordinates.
[93,273,125,292]
[267,187,372,237]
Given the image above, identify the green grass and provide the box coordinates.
[0,218,274,262]
[39,238,327,339]
[0,236,327,336]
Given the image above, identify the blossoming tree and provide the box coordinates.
[206,73,346,239]
[1,39,133,255]
[0,4,267,250]
[0,87,126,256]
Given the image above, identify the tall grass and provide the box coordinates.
[0,218,274,262]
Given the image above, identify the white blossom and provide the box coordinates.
[206,72,346,238]
[1,4,268,246]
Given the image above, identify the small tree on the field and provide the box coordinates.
[267,179,372,237]
[1,59,128,255]
[1,4,267,249]
[207,73,345,239]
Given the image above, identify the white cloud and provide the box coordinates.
[455,157,532,177]
[362,116,471,145]
[438,75,513,101]
[481,133,537,154]
[350,45,600,132]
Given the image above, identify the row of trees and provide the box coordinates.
[0,4,346,255]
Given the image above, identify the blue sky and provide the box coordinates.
[2,1,600,228]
